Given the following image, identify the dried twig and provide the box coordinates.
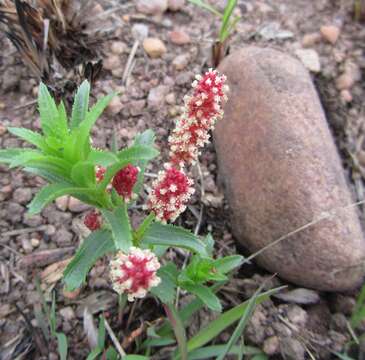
[104,318,126,357]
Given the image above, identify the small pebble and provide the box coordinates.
[169,30,191,45]
[30,238,40,248]
[320,25,340,44]
[168,0,185,11]
[143,38,167,58]
[136,0,168,15]
[111,41,126,55]
[107,97,123,115]
[295,49,321,73]
[172,54,190,70]
[301,32,321,47]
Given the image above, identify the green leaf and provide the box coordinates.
[57,100,68,133]
[71,80,90,129]
[219,0,238,42]
[213,255,243,274]
[351,282,365,329]
[7,127,49,152]
[77,92,116,158]
[133,130,156,195]
[101,205,133,252]
[0,148,24,163]
[25,167,73,184]
[97,315,106,349]
[105,347,119,360]
[165,303,188,360]
[188,0,222,17]
[71,161,96,187]
[204,233,215,256]
[333,353,356,360]
[87,149,119,166]
[183,284,222,312]
[56,333,68,360]
[151,263,178,304]
[123,356,150,360]
[215,283,264,360]
[187,345,262,360]
[38,83,60,137]
[28,183,97,214]
[117,144,159,163]
[86,348,102,360]
[63,230,115,290]
[185,287,286,353]
[142,337,176,348]
[141,223,208,257]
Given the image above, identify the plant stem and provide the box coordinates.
[133,212,155,245]
[163,303,188,360]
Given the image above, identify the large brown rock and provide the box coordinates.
[215,46,365,291]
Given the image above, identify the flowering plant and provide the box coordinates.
[0,70,280,358]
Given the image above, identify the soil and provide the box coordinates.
[0,1,365,359]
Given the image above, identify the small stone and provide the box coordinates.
[7,202,25,223]
[59,306,75,321]
[280,338,305,360]
[320,25,340,45]
[336,73,355,90]
[172,54,190,70]
[331,313,348,332]
[23,214,43,227]
[168,0,185,11]
[165,93,176,105]
[301,32,321,47]
[103,55,122,71]
[21,238,33,253]
[340,89,352,103]
[263,336,280,355]
[176,71,193,85]
[295,49,321,73]
[55,195,69,211]
[68,197,91,213]
[143,38,167,58]
[131,24,149,41]
[54,229,73,246]
[107,97,123,115]
[30,238,40,248]
[130,100,146,116]
[286,305,308,327]
[148,85,169,109]
[169,30,191,45]
[13,187,32,205]
[111,41,126,55]
[136,0,168,15]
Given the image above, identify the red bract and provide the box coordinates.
[84,210,101,231]
[147,166,195,223]
[112,164,139,201]
[169,69,228,167]
[110,247,161,301]
[95,166,106,183]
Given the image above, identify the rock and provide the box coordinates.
[147,85,169,109]
[107,97,123,115]
[263,336,280,355]
[340,89,352,103]
[331,313,348,332]
[143,38,167,58]
[336,73,355,90]
[59,306,76,321]
[215,47,365,291]
[280,338,305,360]
[168,0,185,11]
[21,237,33,253]
[132,24,149,41]
[6,202,25,223]
[13,187,32,204]
[111,41,126,55]
[286,305,308,327]
[172,54,190,70]
[176,71,193,85]
[54,229,73,246]
[23,214,43,227]
[136,0,168,15]
[68,197,91,212]
[130,100,146,116]
[302,32,321,47]
[274,288,320,305]
[103,55,122,71]
[169,30,191,45]
[320,25,340,44]
[55,195,69,211]
[295,49,321,73]
[165,93,176,105]
[30,238,40,248]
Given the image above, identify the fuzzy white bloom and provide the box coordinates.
[110,247,161,301]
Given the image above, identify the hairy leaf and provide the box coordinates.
[71,80,90,129]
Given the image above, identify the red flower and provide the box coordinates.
[168,69,228,167]
[110,247,161,301]
[84,210,102,231]
[112,164,139,201]
[95,166,106,183]
[146,166,195,222]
